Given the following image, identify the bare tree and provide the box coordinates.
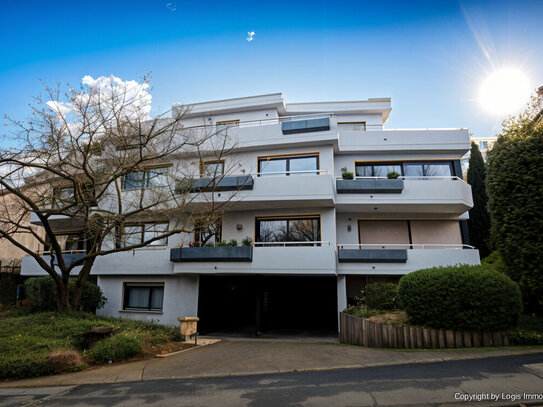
[0,75,240,311]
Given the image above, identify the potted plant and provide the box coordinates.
[387,171,400,179]
[341,167,354,180]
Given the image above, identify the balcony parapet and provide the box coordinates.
[336,178,404,194]
[281,117,330,134]
[170,246,253,262]
[338,249,408,263]
[189,175,254,193]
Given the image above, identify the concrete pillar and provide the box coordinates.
[336,275,347,331]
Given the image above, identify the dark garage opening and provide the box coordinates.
[197,275,338,336]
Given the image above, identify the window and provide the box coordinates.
[123,166,170,190]
[258,154,319,176]
[355,161,454,178]
[338,121,366,131]
[200,160,225,178]
[123,283,164,311]
[479,141,488,150]
[216,120,240,131]
[194,220,222,247]
[256,216,321,246]
[122,222,169,247]
[52,187,75,209]
[44,232,87,252]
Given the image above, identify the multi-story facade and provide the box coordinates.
[20,93,480,332]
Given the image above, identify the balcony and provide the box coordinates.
[338,128,470,154]
[336,244,480,275]
[335,176,473,214]
[29,212,84,232]
[185,171,335,210]
[170,246,253,262]
[172,242,336,275]
[20,250,86,276]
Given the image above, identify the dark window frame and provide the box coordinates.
[122,166,171,190]
[255,215,321,246]
[121,222,169,247]
[355,160,456,177]
[199,159,225,178]
[122,283,165,311]
[257,154,320,176]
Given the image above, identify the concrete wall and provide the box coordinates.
[97,274,199,327]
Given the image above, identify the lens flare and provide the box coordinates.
[479,67,532,116]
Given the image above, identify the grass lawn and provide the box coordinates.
[0,309,185,380]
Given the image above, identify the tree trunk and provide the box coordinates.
[70,257,97,311]
[55,281,71,312]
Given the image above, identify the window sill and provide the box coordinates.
[119,309,163,314]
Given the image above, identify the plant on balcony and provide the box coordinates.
[228,239,238,247]
[386,171,400,179]
[241,237,252,246]
[0,75,244,312]
[341,167,354,180]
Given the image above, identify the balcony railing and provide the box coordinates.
[255,169,328,177]
[253,241,331,247]
[336,176,463,181]
[337,243,475,250]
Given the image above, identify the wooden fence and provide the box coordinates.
[339,312,510,349]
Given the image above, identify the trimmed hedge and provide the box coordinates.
[87,332,142,363]
[363,282,398,310]
[398,264,522,331]
[23,277,106,312]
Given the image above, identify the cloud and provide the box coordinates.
[166,2,176,11]
[246,31,255,42]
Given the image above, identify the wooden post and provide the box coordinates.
[463,331,472,348]
[454,331,463,348]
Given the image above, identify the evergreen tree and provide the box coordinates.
[487,93,543,313]
[467,141,491,258]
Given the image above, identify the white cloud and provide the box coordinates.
[166,2,176,11]
[246,31,255,42]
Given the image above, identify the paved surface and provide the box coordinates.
[3,354,543,406]
[2,339,543,388]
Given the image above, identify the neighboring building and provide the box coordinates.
[20,93,479,332]
[471,136,496,162]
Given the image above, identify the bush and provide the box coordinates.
[0,354,54,380]
[47,350,83,373]
[87,332,142,363]
[23,277,106,312]
[362,282,398,310]
[398,264,522,331]
[481,251,508,274]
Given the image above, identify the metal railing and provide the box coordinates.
[36,249,87,256]
[337,243,475,250]
[255,169,327,177]
[336,175,463,181]
[253,241,331,247]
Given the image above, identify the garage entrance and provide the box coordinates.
[197,275,338,335]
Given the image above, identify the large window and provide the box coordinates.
[355,161,454,178]
[256,216,321,246]
[258,154,319,176]
[122,222,169,247]
[123,166,170,190]
[123,283,164,311]
[44,232,87,252]
[194,220,222,247]
[199,160,225,178]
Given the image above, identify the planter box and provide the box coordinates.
[336,178,404,193]
[170,246,253,262]
[338,249,408,263]
[281,117,330,134]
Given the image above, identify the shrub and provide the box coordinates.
[228,239,238,247]
[87,332,142,363]
[0,354,54,380]
[241,237,252,246]
[23,277,106,312]
[398,264,522,331]
[386,171,400,179]
[481,251,508,274]
[47,350,83,373]
[362,282,398,310]
[342,172,354,180]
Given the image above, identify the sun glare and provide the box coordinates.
[479,67,532,116]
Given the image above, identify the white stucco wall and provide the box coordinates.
[97,274,199,327]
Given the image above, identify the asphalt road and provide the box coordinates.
[3,354,543,407]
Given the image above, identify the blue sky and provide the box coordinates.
[1,0,542,140]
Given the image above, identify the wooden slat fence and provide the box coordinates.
[340,312,509,349]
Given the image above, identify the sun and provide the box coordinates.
[478,67,532,116]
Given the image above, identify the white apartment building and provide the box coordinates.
[21,93,480,333]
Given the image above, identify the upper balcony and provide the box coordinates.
[336,243,480,275]
[335,176,473,214]
[338,128,470,154]
[172,242,337,275]
[185,171,336,210]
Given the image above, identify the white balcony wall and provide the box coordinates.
[335,179,473,214]
[338,129,470,154]
[335,114,383,130]
[337,248,480,275]
[173,246,337,275]
[97,274,199,327]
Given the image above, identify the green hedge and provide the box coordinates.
[23,277,106,312]
[363,282,398,310]
[86,332,142,363]
[398,264,522,331]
